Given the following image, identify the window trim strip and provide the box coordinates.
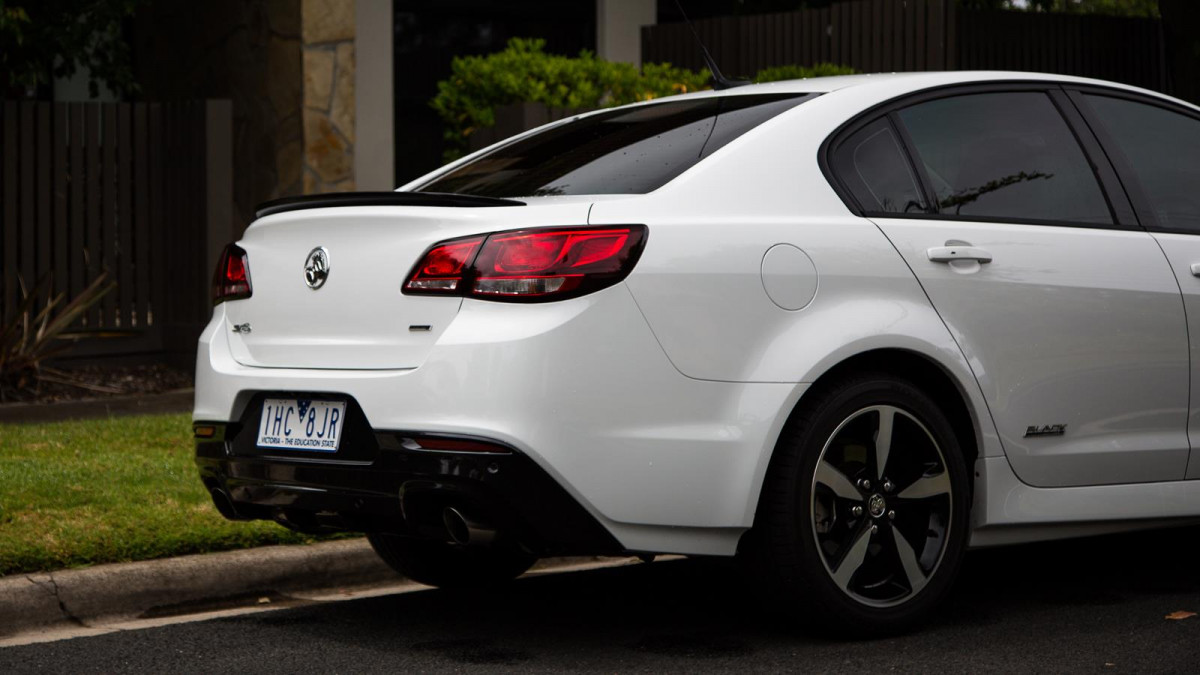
[1047,88,1137,228]
[886,111,937,215]
[1063,85,1200,235]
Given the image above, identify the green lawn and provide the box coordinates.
[0,413,341,576]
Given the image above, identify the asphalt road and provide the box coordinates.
[4,527,1200,674]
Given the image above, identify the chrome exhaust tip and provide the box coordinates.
[209,487,245,521]
[442,506,497,546]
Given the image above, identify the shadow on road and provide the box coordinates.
[5,526,1200,672]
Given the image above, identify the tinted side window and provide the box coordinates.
[897,92,1111,224]
[1085,95,1200,233]
[419,94,816,198]
[832,118,927,214]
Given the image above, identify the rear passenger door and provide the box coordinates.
[1072,90,1200,480]
[828,85,1190,488]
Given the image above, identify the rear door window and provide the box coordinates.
[1084,94,1200,233]
[896,92,1112,224]
[832,118,927,214]
[418,94,817,198]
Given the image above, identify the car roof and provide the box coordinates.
[655,70,1184,106]
[398,70,1191,192]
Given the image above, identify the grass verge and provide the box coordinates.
[0,413,344,576]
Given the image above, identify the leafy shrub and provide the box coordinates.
[753,63,859,83]
[431,38,857,162]
[432,38,710,162]
[1,0,142,98]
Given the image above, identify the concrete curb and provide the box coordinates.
[0,540,626,640]
[0,388,194,425]
[0,539,395,637]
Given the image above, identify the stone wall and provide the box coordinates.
[302,0,356,193]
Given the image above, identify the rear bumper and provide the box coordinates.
[194,284,805,556]
[195,415,622,555]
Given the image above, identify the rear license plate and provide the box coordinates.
[256,398,346,452]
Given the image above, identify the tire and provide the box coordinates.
[367,534,536,589]
[755,371,971,636]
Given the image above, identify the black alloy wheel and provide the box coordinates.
[756,372,970,635]
[811,404,953,606]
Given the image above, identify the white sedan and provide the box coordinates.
[194,71,1200,634]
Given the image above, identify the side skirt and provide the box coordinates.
[970,456,1200,548]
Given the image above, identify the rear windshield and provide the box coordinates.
[418,93,818,198]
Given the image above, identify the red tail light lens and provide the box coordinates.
[213,243,252,304]
[403,236,484,294]
[404,225,646,302]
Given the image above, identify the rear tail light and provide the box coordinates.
[404,225,647,302]
[213,243,252,304]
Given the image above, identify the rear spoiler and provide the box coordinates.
[254,191,525,219]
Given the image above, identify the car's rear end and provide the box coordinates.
[195,192,653,551]
[193,89,825,567]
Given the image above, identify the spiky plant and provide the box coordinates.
[0,272,116,400]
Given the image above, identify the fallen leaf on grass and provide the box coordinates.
[1165,611,1195,620]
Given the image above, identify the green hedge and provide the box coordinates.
[431,38,855,162]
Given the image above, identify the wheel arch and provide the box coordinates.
[746,347,984,538]
[802,349,980,473]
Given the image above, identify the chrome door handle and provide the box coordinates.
[927,246,993,264]
[1190,263,1200,277]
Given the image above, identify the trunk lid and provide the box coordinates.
[223,197,594,369]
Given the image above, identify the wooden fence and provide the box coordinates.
[642,0,1169,97]
[956,9,1165,91]
[0,100,232,361]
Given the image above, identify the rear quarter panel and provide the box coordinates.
[588,90,1004,466]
